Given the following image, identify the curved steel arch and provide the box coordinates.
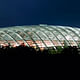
[0,32,9,46]
[66,27,80,39]
[18,26,49,49]
[0,25,80,48]
[31,31,48,49]
[50,26,71,46]
[65,27,80,46]
[41,26,63,48]
[45,26,66,47]
[3,30,20,46]
[33,31,49,49]
[59,27,78,46]
[74,28,80,38]
[17,28,41,49]
[54,26,72,46]
[19,27,48,49]
[57,27,78,46]
[1,31,19,46]
[74,28,80,45]
[13,30,32,47]
[7,30,29,47]
[38,26,57,50]
[0,31,13,46]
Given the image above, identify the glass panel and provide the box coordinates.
[38,27,61,46]
[36,31,54,47]
[16,30,30,40]
[25,30,45,47]
[0,32,17,46]
[0,37,8,46]
[59,27,77,46]
[5,30,22,40]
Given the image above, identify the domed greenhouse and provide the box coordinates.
[0,24,80,50]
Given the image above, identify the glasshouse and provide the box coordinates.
[0,24,80,50]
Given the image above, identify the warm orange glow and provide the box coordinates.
[27,40,36,47]
[0,40,78,48]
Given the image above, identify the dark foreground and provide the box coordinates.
[0,45,79,56]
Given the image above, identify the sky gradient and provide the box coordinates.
[0,0,80,27]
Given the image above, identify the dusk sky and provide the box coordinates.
[0,0,80,27]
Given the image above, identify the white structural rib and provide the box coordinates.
[0,25,80,48]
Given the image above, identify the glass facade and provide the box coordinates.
[0,25,80,50]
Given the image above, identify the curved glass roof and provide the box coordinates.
[0,24,80,49]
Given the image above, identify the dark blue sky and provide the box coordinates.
[0,0,80,27]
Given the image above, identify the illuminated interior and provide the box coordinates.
[0,24,80,50]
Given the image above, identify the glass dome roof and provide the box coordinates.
[0,24,80,50]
